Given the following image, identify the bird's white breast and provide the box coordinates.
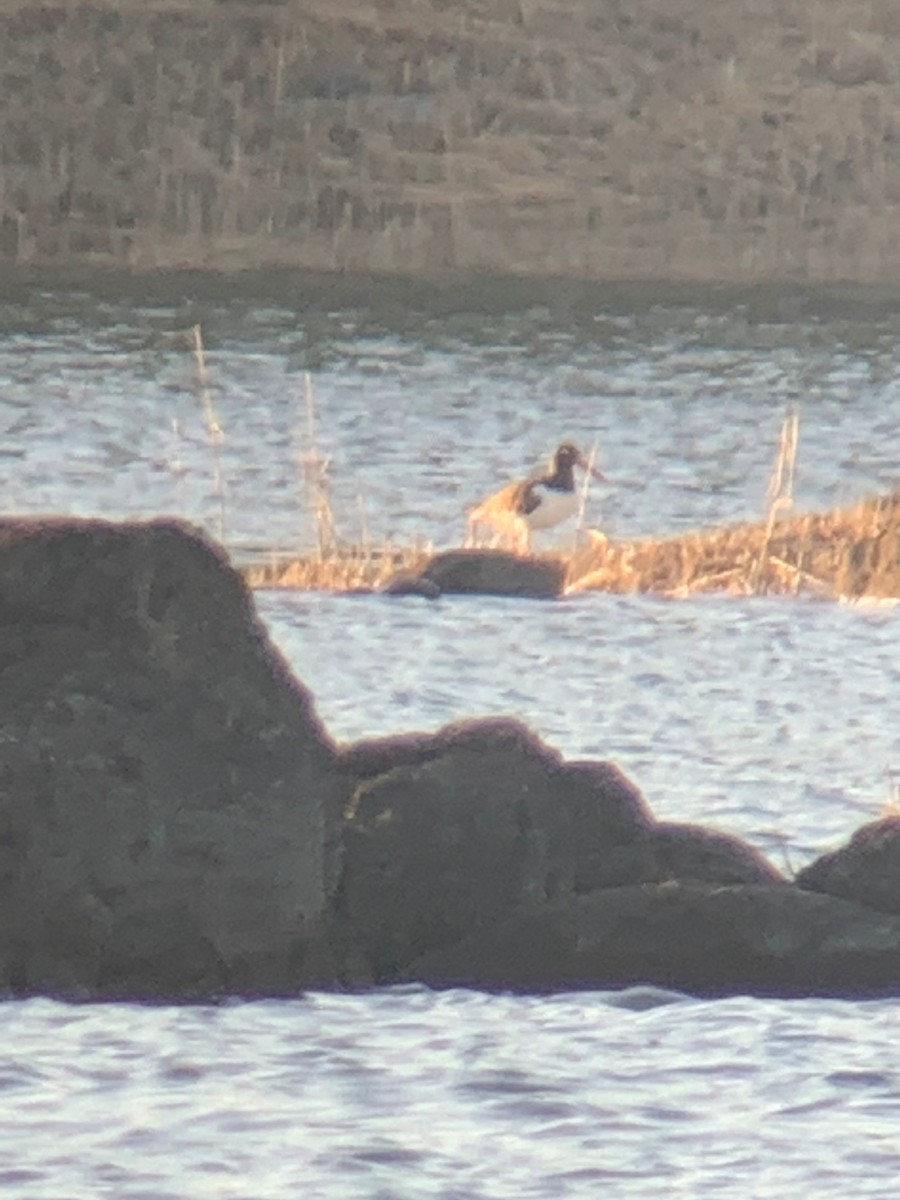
[525,487,580,530]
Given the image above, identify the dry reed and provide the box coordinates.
[573,437,602,550]
[235,370,434,590]
[297,371,340,558]
[183,353,897,603]
[566,487,900,600]
[242,542,431,592]
[241,479,900,599]
[751,407,800,593]
[192,324,227,542]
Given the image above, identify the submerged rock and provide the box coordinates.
[382,548,567,599]
[0,517,342,1000]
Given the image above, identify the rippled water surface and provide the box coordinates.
[4,990,900,1200]
[1,273,900,1197]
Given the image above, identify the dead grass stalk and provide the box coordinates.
[297,371,339,558]
[751,406,799,593]
[192,324,226,541]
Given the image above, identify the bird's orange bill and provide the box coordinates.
[577,453,608,483]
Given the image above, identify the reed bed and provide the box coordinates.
[243,543,431,592]
[566,489,900,601]
[237,488,900,600]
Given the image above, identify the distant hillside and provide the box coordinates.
[3,0,900,282]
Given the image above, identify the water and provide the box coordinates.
[1,272,900,1197]
[3,991,900,1199]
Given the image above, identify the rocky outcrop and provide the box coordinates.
[335,720,656,978]
[336,722,900,996]
[0,516,342,999]
[4,515,900,1001]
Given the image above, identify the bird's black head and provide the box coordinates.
[555,441,583,468]
[553,441,607,483]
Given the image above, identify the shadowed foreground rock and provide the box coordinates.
[3,515,900,1002]
[336,725,900,996]
[400,884,900,997]
[336,720,783,983]
[0,517,342,1000]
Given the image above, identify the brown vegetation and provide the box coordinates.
[567,490,900,600]
[244,543,431,592]
[239,488,900,601]
[5,0,900,282]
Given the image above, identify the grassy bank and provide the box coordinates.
[4,0,900,282]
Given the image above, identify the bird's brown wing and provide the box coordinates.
[516,479,544,516]
[468,479,532,525]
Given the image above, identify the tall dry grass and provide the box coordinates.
[567,488,900,601]
[884,767,900,814]
[567,410,900,601]
[192,324,227,542]
[242,541,431,592]
[296,371,341,558]
[181,349,434,590]
[750,406,800,593]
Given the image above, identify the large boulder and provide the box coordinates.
[335,717,782,982]
[0,517,343,999]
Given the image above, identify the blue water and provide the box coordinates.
[1,274,899,1197]
[3,991,900,1199]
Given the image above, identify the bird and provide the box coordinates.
[467,441,607,553]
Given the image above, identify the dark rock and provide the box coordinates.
[795,815,900,915]
[6,516,900,1003]
[339,715,571,779]
[337,720,567,980]
[542,766,783,890]
[335,717,785,982]
[336,718,656,980]
[643,820,784,885]
[379,571,442,598]
[383,549,566,599]
[0,516,343,1000]
[570,820,784,893]
[402,882,900,998]
[554,759,657,869]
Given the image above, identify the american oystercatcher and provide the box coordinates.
[467,441,607,552]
